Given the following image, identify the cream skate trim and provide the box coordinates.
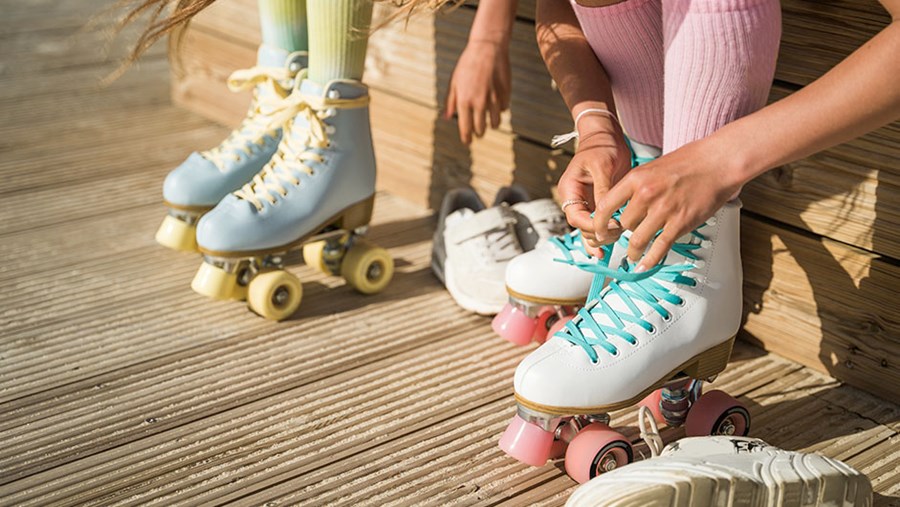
[507,287,585,307]
[163,200,215,213]
[198,194,375,257]
[515,335,736,416]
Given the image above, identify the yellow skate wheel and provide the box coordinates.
[247,270,303,321]
[156,215,198,252]
[191,262,238,300]
[302,241,330,274]
[341,240,394,295]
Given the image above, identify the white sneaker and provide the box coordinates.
[511,198,571,251]
[566,436,873,507]
[443,204,523,315]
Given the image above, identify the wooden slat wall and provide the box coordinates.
[171,0,900,402]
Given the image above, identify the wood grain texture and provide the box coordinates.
[1,2,898,503]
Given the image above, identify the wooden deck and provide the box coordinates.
[1,1,899,505]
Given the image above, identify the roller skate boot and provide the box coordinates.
[156,45,307,252]
[191,76,392,321]
[567,436,872,506]
[500,200,748,482]
[492,141,661,346]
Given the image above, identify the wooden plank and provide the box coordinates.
[5,2,898,505]
[742,86,900,260]
[740,214,900,403]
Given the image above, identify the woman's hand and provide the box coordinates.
[558,114,632,258]
[445,39,511,145]
[593,137,745,271]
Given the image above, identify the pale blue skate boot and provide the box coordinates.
[155,45,307,252]
[191,76,393,321]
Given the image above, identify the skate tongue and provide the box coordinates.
[299,79,324,97]
[257,44,290,68]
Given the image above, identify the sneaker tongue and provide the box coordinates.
[444,208,475,229]
[512,199,568,240]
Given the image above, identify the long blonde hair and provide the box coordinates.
[109,0,459,77]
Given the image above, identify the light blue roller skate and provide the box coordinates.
[190,76,393,320]
[155,45,307,252]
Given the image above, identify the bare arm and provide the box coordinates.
[593,0,900,270]
[445,0,518,144]
[537,0,632,248]
[724,0,900,184]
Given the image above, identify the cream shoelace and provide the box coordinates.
[202,66,293,171]
[233,90,369,211]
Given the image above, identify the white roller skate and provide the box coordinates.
[567,436,872,506]
[156,45,307,252]
[190,74,392,321]
[499,200,748,483]
[492,140,661,346]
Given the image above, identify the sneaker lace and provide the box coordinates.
[531,212,570,242]
[233,89,369,211]
[201,66,294,172]
[484,221,521,261]
[554,224,711,363]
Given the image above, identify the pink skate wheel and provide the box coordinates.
[564,423,633,484]
[498,415,555,466]
[492,304,538,346]
[548,438,569,460]
[685,389,750,437]
[545,315,574,341]
[637,389,665,426]
[532,308,554,343]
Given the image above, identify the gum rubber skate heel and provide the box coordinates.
[681,335,735,382]
[335,196,374,231]
[191,196,392,321]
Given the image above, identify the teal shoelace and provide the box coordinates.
[547,137,654,267]
[554,225,710,363]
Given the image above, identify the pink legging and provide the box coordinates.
[570,0,781,154]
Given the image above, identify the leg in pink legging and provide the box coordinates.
[663,0,782,153]
[570,0,664,148]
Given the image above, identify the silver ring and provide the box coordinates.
[560,199,589,212]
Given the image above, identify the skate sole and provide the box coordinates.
[198,194,375,258]
[566,451,872,507]
[515,335,736,416]
[507,286,586,307]
[162,200,215,213]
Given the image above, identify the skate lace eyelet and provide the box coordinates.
[675,297,685,307]
[646,325,655,334]
[662,312,672,323]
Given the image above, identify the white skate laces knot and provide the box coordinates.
[637,406,663,458]
[202,66,295,172]
[234,90,369,211]
[554,223,711,363]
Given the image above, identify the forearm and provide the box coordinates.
[535,0,617,128]
[719,18,900,184]
[469,0,519,44]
